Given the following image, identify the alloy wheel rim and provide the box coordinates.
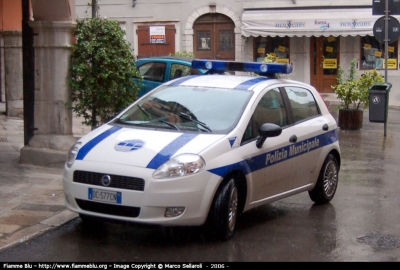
[323,160,338,197]
[228,186,238,232]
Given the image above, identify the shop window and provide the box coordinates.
[254,36,290,64]
[322,36,339,75]
[361,36,398,70]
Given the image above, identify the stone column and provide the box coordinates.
[20,21,77,167]
[2,31,23,118]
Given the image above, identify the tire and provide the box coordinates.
[308,154,339,204]
[208,178,238,241]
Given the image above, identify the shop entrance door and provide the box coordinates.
[193,13,235,60]
[310,36,340,93]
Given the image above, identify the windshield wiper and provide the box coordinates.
[123,104,180,130]
[178,112,212,132]
[138,104,151,118]
[157,119,180,130]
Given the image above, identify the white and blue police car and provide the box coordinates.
[63,59,341,240]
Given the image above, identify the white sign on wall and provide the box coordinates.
[150,26,166,43]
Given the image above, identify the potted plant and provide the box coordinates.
[332,58,384,130]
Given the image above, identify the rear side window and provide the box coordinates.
[170,64,191,79]
[138,62,166,82]
[284,86,319,123]
[170,63,203,79]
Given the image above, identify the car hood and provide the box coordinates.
[75,124,224,169]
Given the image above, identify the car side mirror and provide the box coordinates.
[256,123,282,149]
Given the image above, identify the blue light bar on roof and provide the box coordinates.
[192,59,292,75]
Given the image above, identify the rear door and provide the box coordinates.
[282,85,326,187]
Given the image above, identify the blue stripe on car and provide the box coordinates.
[76,126,122,160]
[208,129,338,177]
[169,75,198,86]
[234,77,269,90]
[146,133,198,169]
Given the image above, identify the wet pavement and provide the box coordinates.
[0,101,90,252]
[1,95,400,259]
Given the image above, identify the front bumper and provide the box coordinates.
[63,160,221,226]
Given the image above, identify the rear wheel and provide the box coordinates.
[208,178,238,240]
[308,154,339,204]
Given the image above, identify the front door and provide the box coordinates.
[193,13,235,60]
[310,36,340,93]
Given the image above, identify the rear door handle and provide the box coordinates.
[289,135,297,143]
[322,124,329,131]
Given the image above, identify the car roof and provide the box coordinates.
[165,74,296,92]
[136,56,195,64]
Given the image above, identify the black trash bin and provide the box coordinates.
[369,82,392,123]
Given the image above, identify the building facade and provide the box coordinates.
[76,0,400,106]
[0,0,24,117]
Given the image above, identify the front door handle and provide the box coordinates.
[289,135,297,143]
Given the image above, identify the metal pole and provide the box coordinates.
[22,0,35,145]
[92,0,98,18]
[384,0,389,136]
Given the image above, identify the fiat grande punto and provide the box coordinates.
[63,60,341,240]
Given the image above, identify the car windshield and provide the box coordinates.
[116,85,253,133]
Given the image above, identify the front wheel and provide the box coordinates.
[207,178,238,241]
[308,154,339,204]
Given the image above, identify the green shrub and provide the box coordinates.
[169,51,195,58]
[332,58,384,110]
[69,17,142,129]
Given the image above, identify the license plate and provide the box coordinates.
[88,188,122,204]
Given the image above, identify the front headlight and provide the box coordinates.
[66,142,82,168]
[153,154,206,179]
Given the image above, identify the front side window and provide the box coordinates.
[138,62,166,82]
[284,86,319,123]
[242,88,287,143]
[361,36,398,70]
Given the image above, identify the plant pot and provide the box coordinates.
[338,109,363,130]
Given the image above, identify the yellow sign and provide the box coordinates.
[388,46,395,53]
[364,44,372,50]
[374,50,382,57]
[327,36,336,42]
[383,59,397,69]
[270,53,277,57]
[325,46,334,53]
[257,47,265,54]
[323,58,337,69]
[276,58,289,64]
[278,46,286,52]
